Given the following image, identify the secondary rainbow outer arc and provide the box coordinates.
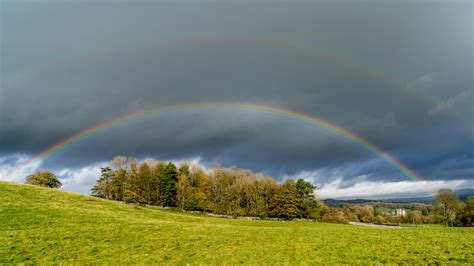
[7,34,472,132]
[24,101,425,184]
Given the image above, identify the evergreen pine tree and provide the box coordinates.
[160,162,178,207]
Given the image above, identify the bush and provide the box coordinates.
[25,171,61,188]
[374,215,385,225]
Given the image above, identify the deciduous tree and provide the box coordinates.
[434,189,461,227]
[269,180,302,219]
[25,171,62,188]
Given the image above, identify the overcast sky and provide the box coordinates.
[1,0,472,199]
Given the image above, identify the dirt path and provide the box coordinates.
[348,221,412,228]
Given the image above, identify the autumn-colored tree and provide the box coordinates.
[359,205,375,223]
[259,177,280,217]
[123,161,144,203]
[94,157,474,227]
[177,163,197,211]
[269,180,302,219]
[407,210,423,225]
[188,164,212,211]
[138,163,153,204]
[149,162,165,205]
[322,207,348,224]
[434,189,461,227]
[26,171,62,188]
[110,168,128,201]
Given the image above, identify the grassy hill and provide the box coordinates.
[1,181,472,264]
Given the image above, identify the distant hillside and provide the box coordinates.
[324,197,432,206]
[324,188,474,206]
[456,188,474,201]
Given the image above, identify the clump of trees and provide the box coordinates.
[91,157,179,206]
[322,189,473,227]
[25,171,62,188]
[458,196,474,227]
[90,156,473,227]
[435,189,473,227]
[91,156,322,219]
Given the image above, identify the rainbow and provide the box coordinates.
[15,101,426,184]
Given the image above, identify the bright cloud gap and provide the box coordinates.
[315,178,473,199]
[1,154,472,199]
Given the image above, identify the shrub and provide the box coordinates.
[25,171,61,188]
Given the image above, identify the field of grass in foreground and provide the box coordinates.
[1,181,473,264]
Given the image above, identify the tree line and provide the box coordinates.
[324,195,473,227]
[91,156,318,219]
[89,156,472,226]
[24,156,473,227]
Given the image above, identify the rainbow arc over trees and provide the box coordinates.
[17,101,426,184]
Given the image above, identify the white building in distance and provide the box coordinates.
[394,209,406,217]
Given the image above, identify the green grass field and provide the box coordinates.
[1,181,473,264]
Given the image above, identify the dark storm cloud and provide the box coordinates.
[1,1,472,190]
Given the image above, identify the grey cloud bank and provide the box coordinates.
[1,1,472,198]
